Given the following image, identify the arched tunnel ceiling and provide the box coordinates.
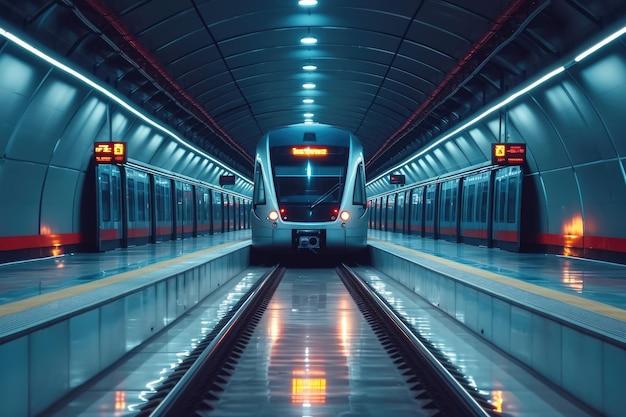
[1,0,624,179]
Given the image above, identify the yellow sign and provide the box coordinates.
[94,142,126,163]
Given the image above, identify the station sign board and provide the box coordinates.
[94,142,126,164]
[219,175,236,186]
[492,143,526,165]
[389,174,406,185]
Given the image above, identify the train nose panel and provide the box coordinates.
[295,229,323,250]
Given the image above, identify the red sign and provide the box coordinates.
[492,143,526,165]
[94,142,126,164]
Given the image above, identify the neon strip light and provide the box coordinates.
[0,26,252,185]
[367,25,626,186]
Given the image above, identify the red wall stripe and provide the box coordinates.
[0,233,82,251]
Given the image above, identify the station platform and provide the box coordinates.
[368,229,626,311]
[0,230,252,307]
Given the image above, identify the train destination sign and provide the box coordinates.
[94,142,126,164]
[492,143,526,165]
[291,146,328,157]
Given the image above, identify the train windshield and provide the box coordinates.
[270,145,349,206]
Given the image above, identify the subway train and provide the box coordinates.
[250,124,368,254]
[369,165,523,252]
[96,162,250,251]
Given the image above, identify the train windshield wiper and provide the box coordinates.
[309,182,342,209]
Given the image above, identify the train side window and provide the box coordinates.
[353,163,366,206]
[127,178,135,222]
[507,179,518,223]
[137,181,146,221]
[112,173,121,222]
[466,183,475,222]
[496,180,506,222]
[253,163,266,206]
[101,173,111,222]
[479,181,488,223]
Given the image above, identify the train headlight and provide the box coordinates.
[340,210,351,221]
[268,210,279,221]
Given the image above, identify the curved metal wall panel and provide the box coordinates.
[576,53,626,156]
[0,160,46,236]
[366,26,626,258]
[0,36,251,253]
[40,166,80,233]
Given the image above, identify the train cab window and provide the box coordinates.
[253,163,266,206]
[353,163,366,206]
[270,145,348,206]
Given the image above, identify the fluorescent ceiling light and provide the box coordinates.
[304,119,314,124]
[302,83,316,89]
[575,26,626,62]
[298,0,318,6]
[303,98,314,104]
[300,36,318,45]
[302,64,317,71]
[0,26,252,185]
[304,113,314,118]
[367,65,566,186]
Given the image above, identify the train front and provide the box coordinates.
[251,125,368,254]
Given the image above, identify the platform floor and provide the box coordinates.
[368,229,626,311]
[0,230,251,306]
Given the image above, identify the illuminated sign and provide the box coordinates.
[291,147,328,156]
[492,143,526,165]
[219,175,236,186]
[94,142,126,164]
[389,174,405,185]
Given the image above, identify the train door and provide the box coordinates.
[96,164,123,251]
[409,186,425,236]
[424,183,438,238]
[175,181,194,239]
[460,171,491,246]
[373,198,380,229]
[385,194,395,231]
[212,190,223,234]
[438,178,460,242]
[154,175,173,242]
[402,190,411,234]
[125,168,152,246]
[196,186,211,236]
[394,192,405,233]
[228,195,236,231]
[492,166,523,251]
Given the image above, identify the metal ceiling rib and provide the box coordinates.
[0,0,624,179]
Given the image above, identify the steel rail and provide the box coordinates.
[338,263,494,417]
[142,264,283,417]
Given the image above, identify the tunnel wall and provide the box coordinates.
[367,23,626,262]
[0,26,252,261]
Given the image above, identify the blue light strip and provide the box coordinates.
[366,25,626,187]
[0,26,253,185]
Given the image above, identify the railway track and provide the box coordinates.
[134,264,496,417]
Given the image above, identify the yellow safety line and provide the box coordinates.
[0,239,249,318]
[369,238,626,323]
